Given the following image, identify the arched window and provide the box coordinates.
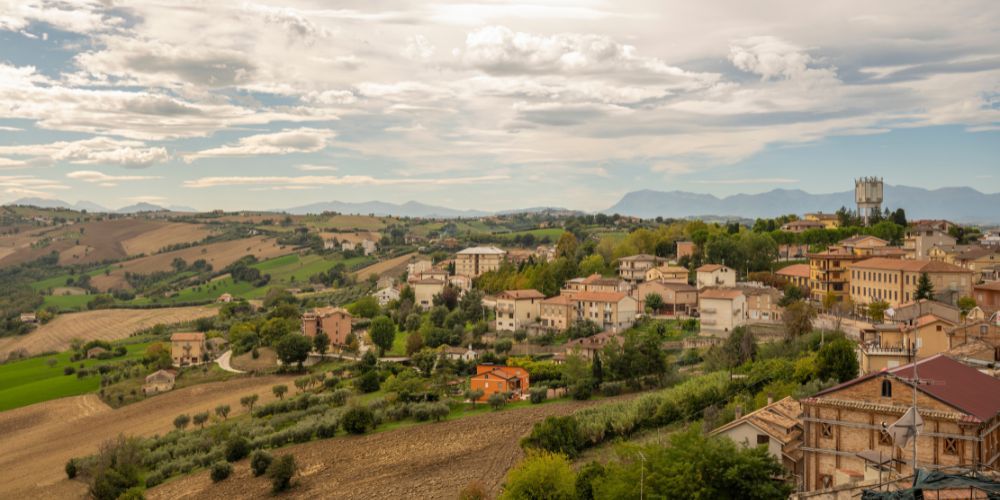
[881,379,892,398]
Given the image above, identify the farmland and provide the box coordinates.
[0,375,299,499]
[120,222,214,256]
[0,306,216,357]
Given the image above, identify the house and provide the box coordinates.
[300,307,353,345]
[710,396,803,480]
[570,291,638,332]
[563,274,628,294]
[406,259,433,277]
[885,299,961,325]
[448,274,472,292]
[539,295,575,332]
[808,247,878,302]
[411,269,449,283]
[778,244,811,261]
[376,276,396,290]
[903,226,957,259]
[947,320,1000,352]
[776,263,810,290]
[18,312,37,324]
[804,212,841,229]
[644,264,688,283]
[86,346,108,359]
[676,241,695,260]
[974,281,1000,314]
[534,245,557,262]
[801,355,1000,492]
[495,289,545,332]
[563,331,619,361]
[951,247,1000,281]
[781,220,826,233]
[469,364,530,401]
[857,313,957,374]
[216,293,234,303]
[698,288,747,334]
[618,254,665,283]
[740,286,783,323]
[455,246,506,277]
[374,286,400,306]
[635,280,697,316]
[170,332,206,367]
[443,345,478,362]
[696,264,736,290]
[848,258,974,308]
[413,278,445,310]
[142,369,176,395]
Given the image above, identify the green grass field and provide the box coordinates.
[31,265,114,292]
[495,228,564,240]
[0,341,152,412]
[43,293,93,311]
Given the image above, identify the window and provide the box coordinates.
[820,474,833,489]
[821,422,833,438]
[881,379,892,398]
[944,438,958,455]
[756,434,770,445]
[879,430,893,445]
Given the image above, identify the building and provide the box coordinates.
[570,291,638,332]
[801,355,1000,492]
[18,312,36,323]
[455,246,506,278]
[776,263,810,290]
[300,307,353,345]
[539,295,575,332]
[563,274,629,294]
[974,281,1000,314]
[952,247,1000,281]
[635,280,698,316]
[781,220,826,233]
[848,258,974,308]
[376,276,396,290]
[170,332,206,367]
[741,286,783,323]
[142,369,176,395]
[495,289,545,332]
[443,345,478,362]
[676,241,695,260]
[696,264,736,290]
[710,396,803,481]
[947,320,1000,352]
[86,346,108,359]
[448,274,472,292]
[563,331,619,361]
[808,247,880,303]
[857,313,957,374]
[217,293,234,303]
[778,244,811,261]
[885,299,961,325]
[855,176,883,225]
[903,226,956,260]
[618,254,665,283]
[804,212,841,229]
[469,365,530,401]
[406,259,433,277]
[413,278,445,310]
[699,288,747,334]
[644,264,689,283]
[374,286,400,306]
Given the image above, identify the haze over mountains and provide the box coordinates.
[9,184,1000,222]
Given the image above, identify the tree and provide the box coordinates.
[240,394,259,415]
[915,272,935,301]
[225,436,250,462]
[272,384,288,400]
[87,435,145,500]
[579,254,607,276]
[867,300,890,323]
[250,450,273,477]
[214,404,230,420]
[556,231,579,259]
[276,333,312,369]
[192,411,209,429]
[783,301,816,339]
[210,461,233,482]
[433,286,460,310]
[778,285,806,307]
[591,353,603,384]
[369,315,396,356]
[821,292,838,311]
[405,331,424,355]
[267,454,297,493]
[500,451,576,500]
[958,296,977,317]
[488,392,507,410]
[521,416,583,458]
[644,293,663,313]
[342,406,375,434]
[313,331,330,355]
[816,338,859,383]
[173,413,190,430]
[348,296,380,318]
[465,389,485,407]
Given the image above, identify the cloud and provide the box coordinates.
[67,170,163,187]
[729,36,837,82]
[0,175,70,197]
[0,137,169,167]
[402,35,435,61]
[183,174,509,188]
[295,164,338,172]
[184,128,335,161]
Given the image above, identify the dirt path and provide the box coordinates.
[350,252,417,279]
[0,375,298,499]
[0,306,216,358]
[148,398,620,500]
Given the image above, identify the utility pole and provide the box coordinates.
[637,450,646,500]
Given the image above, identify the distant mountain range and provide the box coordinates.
[280,200,492,218]
[9,198,198,214]
[603,185,1000,223]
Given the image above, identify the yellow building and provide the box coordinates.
[848,258,974,308]
[803,212,841,229]
[807,236,904,302]
[857,313,956,374]
[495,289,545,332]
[455,246,506,278]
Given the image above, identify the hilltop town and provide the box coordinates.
[1,178,1000,499]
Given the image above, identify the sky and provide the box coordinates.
[0,0,998,212]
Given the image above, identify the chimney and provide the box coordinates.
[734,406,743,419]
[767,395,774,406]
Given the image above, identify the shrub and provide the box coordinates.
[600,381,625,397]
[267,455,297,493]
[530,387,548,404]
[521,416,583,458]
[488,392,506,410]
[65,458,78,479]
[356,371,380,393]
[210,461,233,482]
[342,406,375,434]
[144,471,164,488]
[64,366,76,376]
[250,450,273,477]
[570,380,593,401]
[317,418,338,438]
[224,436,249,462]
[459,480,489,500]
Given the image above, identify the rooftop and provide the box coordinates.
[570,291,630,303]
[776,263,810,278]
[457,246,506,255]
[711,396,801,444]
[696,264,729,272]
[699,288,744,300]
[499,289,546,300]
[170,332,205,342]
[619,253,662,262]
[849,257,972,273]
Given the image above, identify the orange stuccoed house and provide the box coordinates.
[469,365,530,401]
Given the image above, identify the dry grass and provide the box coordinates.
[0,306,216,356]
[120,222,214,256]
[350,252,417,279]
[0,375,300,499]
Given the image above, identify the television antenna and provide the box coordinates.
[882,346,945,472]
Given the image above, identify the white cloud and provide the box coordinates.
[402,35,435,61]
[0,137,169,167]
[0,175,70,197]
[67,170,163,187]
[184,128,335,161]
[729,36,836,82]
[183,174,509,188]
[295,164,338,172]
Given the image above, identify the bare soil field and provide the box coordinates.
[120,222,214,256]
[317,231,381,245]
[0,375,299,499]
[147,398,614,500]
[91,236,293,291]
[350,252,417,279]
[0,306,216,357]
